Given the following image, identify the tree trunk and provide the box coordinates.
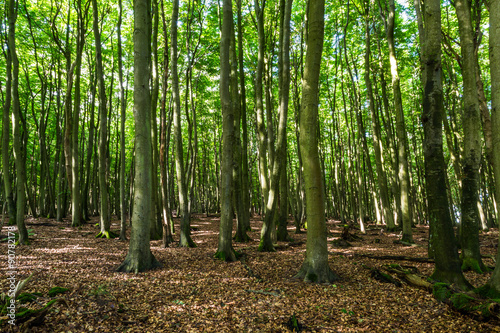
[215,0,238,262]
[276,0,293,242]
[485,0,500,295]
[8,0,29,244]
[92,0,111,238]
[385,0,413,242]
[454,0,486,273]
[117,0,127,240]
[2,31,15,226]
[294,0,337,284]
[421,0,471,289]
[254,0,270,207]
[117,0,161,273]
[172,0,195,248]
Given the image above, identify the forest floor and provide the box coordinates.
[1,215,500,332]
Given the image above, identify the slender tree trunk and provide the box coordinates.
[2,35,15,226]
[454,0,486,273]
[237,0,251,233]
[486,0,500,294]
[294,0,337,284]
[117,0,127,240]
[92,0,111,238]
[254,0,270,206]
[421,0,471,289]
[215,0,238,261]
[276,0,293,242]
[8,0,29,244]
[172,0,195,248]
[385,0,413,242]
[117,0,160,273]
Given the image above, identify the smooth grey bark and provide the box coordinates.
[172,0,195,248]
[215,0,237,262]
[294,0,337,284]
[117,0,160,273]
[454,0,486,273]
[421,0,471,289]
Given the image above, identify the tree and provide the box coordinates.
[8,0,29,245]
[421,0,471,289]
[483,0,500,295]
[2,14,15,226]
[117,0,161,273]
[383,0,413,241]
[294,0,337,284]
[93,0,112,238]
[454,0,486,273]
[172,0,195,248]
[215,0,238,262]
[117,0,127,240]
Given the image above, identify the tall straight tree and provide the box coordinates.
[294,0,337,283]
[383,0,412,241]
[2,23,15,226]
[70,0,88,228]
[421,0,471,289]
[117,0,160,273]
[117,0,127,240]
[172,0,195,247]
[484,0,500,296]
[7,0,29,244]
[254,0,270,207]
[276,0,293,242]
[93,0,111,238]
[454,0,486,273]
[215,0,238,262]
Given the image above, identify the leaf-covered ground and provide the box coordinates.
[1,215,499,332]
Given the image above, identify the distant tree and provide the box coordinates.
[294,0,337,284]
[117,0,160,273]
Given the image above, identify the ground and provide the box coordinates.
[1,215,499,332]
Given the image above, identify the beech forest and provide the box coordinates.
[1,0,500,331]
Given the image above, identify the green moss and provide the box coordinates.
[257,238,276,252]
[17,292,42,303]
[433,282,451,301]
[460,257,489,274]
[48,287,69,297]
[475,284,500,299]
[96,230,119,239]
[450,293,475,310]
[214,251,227,261]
